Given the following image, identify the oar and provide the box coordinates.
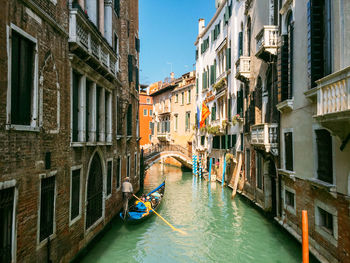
[132,194,187,235]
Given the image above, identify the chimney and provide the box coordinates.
[170,72,175,80]
[198,19,205,35]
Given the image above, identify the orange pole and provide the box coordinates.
[302,210,309,263]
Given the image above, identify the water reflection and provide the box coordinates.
[81,162,318,263]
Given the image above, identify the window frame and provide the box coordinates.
[282,128,294,172]
[283,185,296,215]
[69,165,83,226]
[7,23,39,132]
[314,200,338,246]
[106,158,113,199]
[143,109,148,116]
[37,172,57,247]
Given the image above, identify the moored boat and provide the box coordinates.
[120,181,165,223]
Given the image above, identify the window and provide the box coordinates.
[127,104,132,136]
[70,168,81,222]
[106,160,112,196]
[246,149,251,183]
[187,90,191,103]
[256,152,263,190]
[135,37,140,53]
[238,31,243,57]
[285,189,295,208]
[116,96,123,136]
[247,17,251,56]
[284,131,293,171]
[185,112,190,131]
[127,155,130,178]
[149,109,153,116]
[105,91,112,142]
[143,109,148,116]
[202,71,208,90]
[175,115,178,131]
[181,92,184,105]
[8,26,38,128]
[72,71,80,142]
[318,207,333,234]
[149,122,152,129]
[114,34,119,55]
[134,153,138,178]
[175,94,178,103]
[0,187,15,263]
[146,98,151,104]
[128,55,134,83]
[39,176,55,242]
[212,136,220,149]
[315,129,333,184]
[221,135,226,149]
[149,135,152,141]
[201,136,205,146]
[116,157,121,189]
[114,0,120,17]
[211,104,216,121]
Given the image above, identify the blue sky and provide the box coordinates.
[139,0,216,85]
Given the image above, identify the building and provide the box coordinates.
[194,0,242,180]
[0,0,140,262]
[196,0,350,262]
[169,71,196,151]
[139,84,153,148]
[150,74,178,145]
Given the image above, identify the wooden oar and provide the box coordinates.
[132,194,187,235]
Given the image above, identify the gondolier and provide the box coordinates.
[122,177,133,217]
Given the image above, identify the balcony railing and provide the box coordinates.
[314,66,350,141]
[157,132,171,142]
[235,56,251,82]
[69,7,119,78]
[251,123,278,154]
[255,26,278,61]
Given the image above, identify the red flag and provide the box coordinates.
[200,102,210,128]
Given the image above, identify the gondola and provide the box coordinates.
[120,181,165,223]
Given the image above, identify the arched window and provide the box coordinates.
[247,17,251,56]
[286,11,294,99]
[86,153,103,229]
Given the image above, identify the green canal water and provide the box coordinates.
[80,163,318,263]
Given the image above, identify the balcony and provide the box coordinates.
[251,123,278,155]
[69,6,119,80]
[159,105,171,115]
[314,66,350,142]
[235,56,251,82]
[255,26,278,62]
[157,133,171,142]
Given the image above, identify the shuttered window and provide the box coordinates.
[212,136,220,149]
[316,129,333,184]
[107,161,112,196]
[228,98,232,121]
[210,65,215,85]
[135,37,140,53]
[246,149,251,182]
[127,156,130,178]
[237,89,243,117]
[135,67,139,91]
[288,22,294,99]
[10,31,35,126]
[0,187,14,263]
[221,135,226,150]
[307,0,325,88]
[224,6,229,24]
[116,157,121,189]
[284,132,293,171]
[211,104,216,121]
[201,136,205,146]
[202,71,208,90]
[96,86,101,141]
[72,71,80,142]
[71,169,80,221]
[226,48,231,70]
[280,35,289,101]
[114,0,120,17]
[127,104,132,136]
[40,176,55,242]
[185,112,190,131]
[128,55,133,83]
[238,32,243,57]
[256,153,263,190]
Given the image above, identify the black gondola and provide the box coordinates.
[120,181,165,223]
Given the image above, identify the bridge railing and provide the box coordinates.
[143,143,192,160]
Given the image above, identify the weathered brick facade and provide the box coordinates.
[0,0,139,262]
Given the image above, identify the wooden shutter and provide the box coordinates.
[128,55,133,83]
[135,67,139,90]
[107,161,112,195]
[211,30,215,42]
[114,0,120,17]
[40,176,55,241]
[127,104,132,136]
[288,23,294,99]
[316,129,333,183]
[226,48,231,70]
[228,97,231,121]
[280,35,289,101]
[210,65,215,85]
[307,0,324,89]
[284,132,293,171]
[72,72,79,142]
[238,32,243,57]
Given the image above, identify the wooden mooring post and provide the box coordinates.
[302,210,309,263]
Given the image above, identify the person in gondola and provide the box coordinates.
[142,196,152,217]
[122,177,133,217]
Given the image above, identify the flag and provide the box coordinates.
[200,102,210,128]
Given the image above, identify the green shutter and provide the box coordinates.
[210,65,215,85]
[226,48,231,70]
[202,72,205,90]
[214,61,216,80]
[196,78,199,94]
[211,30,215,42]
[204,71,208,90]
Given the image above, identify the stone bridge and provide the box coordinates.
[143,144,192,170]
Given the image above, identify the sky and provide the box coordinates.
[139,0,216,85]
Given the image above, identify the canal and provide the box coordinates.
[80,162,318,263]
